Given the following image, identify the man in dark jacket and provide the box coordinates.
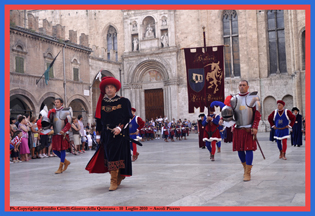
[86,77,133,191]
[291,107,303,147]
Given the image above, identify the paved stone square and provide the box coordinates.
[9,132,306,207]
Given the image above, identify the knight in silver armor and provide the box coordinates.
[230,91,260,128]
[223,80,261,182]
[47,98,72,174]
[53,107,72,134]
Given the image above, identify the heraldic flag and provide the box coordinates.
[43,51,61,85]
[184,46,225,113]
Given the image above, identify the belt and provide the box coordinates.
[275,126,288,130]
[236,128,251,133]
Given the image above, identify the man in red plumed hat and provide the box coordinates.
[86,77,133,191]
[268,100,295,160]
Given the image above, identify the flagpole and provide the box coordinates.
[36,50,61,85]
[36,70,47,85]
[63,41,68,107]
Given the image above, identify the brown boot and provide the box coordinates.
[241,162,246,177]
[217,147,221,153]
[243,165,253,181]
[279,150,282,159]
[210,154,215,161]
[132,152,139,162]
[109,170,119,191]
[62,159,71,172]
[117,171,125,186]
[55,162,64,174]
[282,152,287,160]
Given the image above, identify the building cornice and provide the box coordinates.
[10,26,92,54]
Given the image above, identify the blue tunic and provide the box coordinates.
[274,109,290,140]
[129,116,140,151]
[129,116,139,140]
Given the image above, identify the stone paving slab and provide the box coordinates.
[9,132,306,207]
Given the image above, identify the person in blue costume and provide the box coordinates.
[290,107,303,147]
[216,123,226,153]
[129,108,145,161]
[268,100,295,160]
[202,101,224,161]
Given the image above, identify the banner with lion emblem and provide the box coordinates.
[184,46,225,113]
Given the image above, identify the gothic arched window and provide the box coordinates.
[267,10,287,74]
[72,59,80,81]
[107,26,118,61]
[222,10,240,78]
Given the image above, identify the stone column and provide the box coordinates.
[140,90,145,120]
[164,78,179,120]
[135,87,141,114]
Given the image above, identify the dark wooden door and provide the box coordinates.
[145,89,164,121]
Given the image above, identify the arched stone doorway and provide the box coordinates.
[91,70,116,117]
[126,59,173,120]
[40,97,55,111]
[10,94,35,118]
[69,99,89,126]
[263,96,277,120]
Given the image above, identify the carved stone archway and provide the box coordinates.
[126,58,175,120]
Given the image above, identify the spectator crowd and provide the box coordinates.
[9,113,96,163]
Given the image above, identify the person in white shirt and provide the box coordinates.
[163,115,168,122]
[86,132,93,150]
[78,115,86,153]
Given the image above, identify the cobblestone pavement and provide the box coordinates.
[9,132,306,207]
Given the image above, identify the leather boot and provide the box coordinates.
[217,147,221,153]
[210,154,215,161]
[117,171,125,186]
[241,162,246,177]
[55,162,64,174]
[62,159,71,172]
[282,152,287,160]
[243,165,253,181]
[109,170,119,191]
[279,150,282,159]
[132,152,139,162]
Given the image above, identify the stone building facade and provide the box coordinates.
[10,10,92,124]
[11,9,306,130]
